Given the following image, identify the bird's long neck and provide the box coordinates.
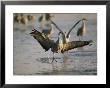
[82,20,86,35]
[57,33,63,44]
[66,35,70,43]
[60,33,66,44]
[58,32,68,44]
[64,32,70,43]
[42,14,46,21]
[82,20,86,28]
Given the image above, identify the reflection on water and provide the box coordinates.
[13,14,97,75]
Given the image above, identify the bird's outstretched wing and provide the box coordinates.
[66,19,82,38]
[62,40,93,53]
[30,29,54,51]
[51,20,64,34]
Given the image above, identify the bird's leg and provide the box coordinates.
[80,36,84,41]
[51,53,57,63]
[79,36,81,41]
[79,36,82,41]
[47,49,50,59]
[47,50,50,63]
[81,36,83,41]
[51,52,55,63]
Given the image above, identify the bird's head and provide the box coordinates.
[64,32,67,34]
[82,18,87,21]
[58,32,61,35]
[45,13,54,20]
[30,29,37,36]
[58,32,63,40]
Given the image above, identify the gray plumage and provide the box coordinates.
[77,19,87,37]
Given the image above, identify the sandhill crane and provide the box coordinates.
[77,18,87,40]
[30,28,92,62]
[38,13,54,38]
[20,14,28,25]
[14,13,22,23]
[27,14,36,21]
[38,13,53,22]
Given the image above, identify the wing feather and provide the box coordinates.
[66,20,82,38]
[51,20,64,34]
[30,29,53,51]
[62,40,92,53]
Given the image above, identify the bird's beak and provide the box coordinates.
[58,32,62,35]
[30,28,37,36]
[30,32,33,36]
[30,31,35,36]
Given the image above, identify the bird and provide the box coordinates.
[27,14,36,21]
[30,28,92,62]
[14,13,22,23]
[77,18,87,40]
[38,13,54,38]
[20,14,28,25]
[38,13,53,22]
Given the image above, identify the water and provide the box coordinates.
[13,14,97,75]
